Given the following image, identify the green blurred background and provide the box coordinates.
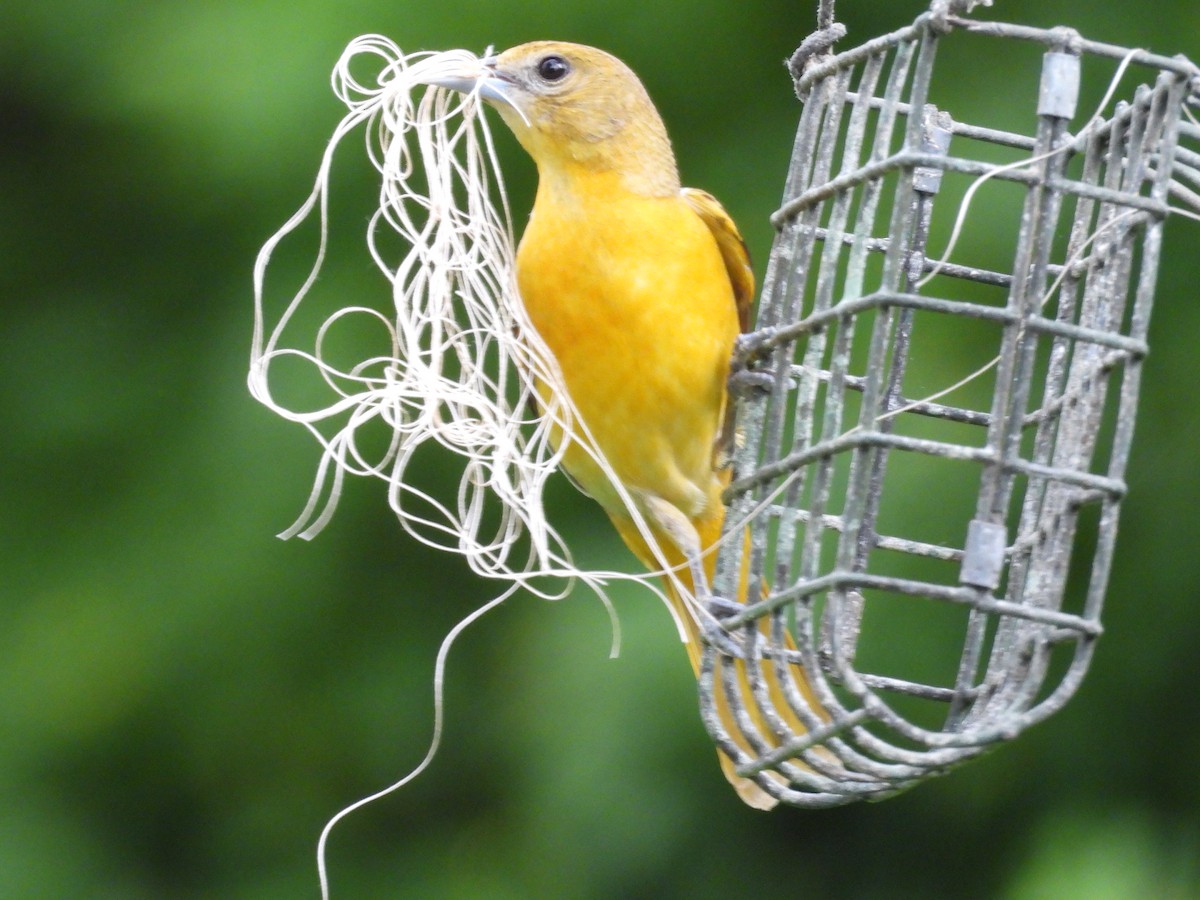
[3,1,1199,896]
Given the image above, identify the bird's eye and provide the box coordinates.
[536,55,571,82]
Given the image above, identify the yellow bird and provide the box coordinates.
[433,42,819,809]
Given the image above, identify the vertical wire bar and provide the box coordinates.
[768,66,873,748]
[768,55,902,770]
[827,28,941,698]
[809,45,916,697]
[852,105,950,577]
[1074,71,1188,648]
[983,80,1164,722]
[741,65,863,769]
[713,78,834,606]
[777,54,887,596]
[795,39,920,596]
[961,111,1111,725]
[708,4,1191,805]
[973,96,1076,526]
[995,83,1174,720]
[793,42,922,741]
[815,30,947,766]
[954,50,1081,727]
[1000,120,1107,612]
[738,68,859,743]
[1106,75,1186,494]
[746,72,851,616]
[803,55,892,678]
[700,79,825,768]
[707,46,861,781]
[767,63,856,585]
[762,40,928,781]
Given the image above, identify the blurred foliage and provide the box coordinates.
[3,0,1199,896]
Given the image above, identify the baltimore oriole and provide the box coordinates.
[432,41,820,809]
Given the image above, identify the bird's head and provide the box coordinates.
[427,41,681,197]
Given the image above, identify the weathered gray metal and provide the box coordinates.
[704,0,1200,807]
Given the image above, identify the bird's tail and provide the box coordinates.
[613,512,826,810]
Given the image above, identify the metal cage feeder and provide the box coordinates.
[703,0,1200,807]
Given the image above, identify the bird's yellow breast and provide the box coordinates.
[516,170,739,521]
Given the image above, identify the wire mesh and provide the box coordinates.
[704,2,1200,807]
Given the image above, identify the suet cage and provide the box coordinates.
[705,0,1200,806]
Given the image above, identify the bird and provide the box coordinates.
[428,41,822,809]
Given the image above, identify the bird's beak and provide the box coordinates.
[420,54,516,110]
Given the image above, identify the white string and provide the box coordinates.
[917,48,1145,291]
[251,36,695,605]
[1167,203,1200,223]
[315,582,517,900]
[250,37,720,898]
[251,34,1196,894]
[851,46,1154,427]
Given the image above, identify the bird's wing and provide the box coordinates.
[681,187,754,468]
[681,187,754,333]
